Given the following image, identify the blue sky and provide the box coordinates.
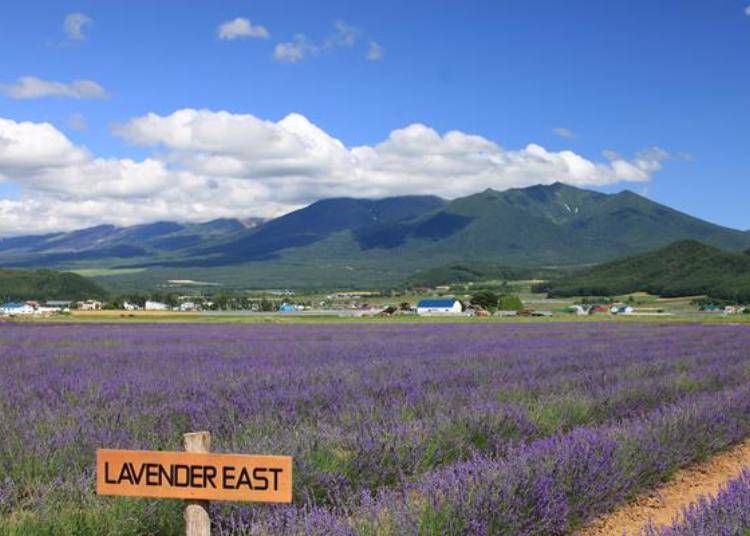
[0,0,748,234]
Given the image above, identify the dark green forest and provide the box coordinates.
[538,240,750,303]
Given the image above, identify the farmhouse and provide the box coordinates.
[416,298,463,316]
[77,300,102,311]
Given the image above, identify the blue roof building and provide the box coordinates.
[416,299,462,315]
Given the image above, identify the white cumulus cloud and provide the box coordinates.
[0,110,669,235]
[1,77,108,100]
[217,17,269,40]
[63,13,92,41]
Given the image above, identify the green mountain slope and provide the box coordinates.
[394,184,750,266]
[144,183,749,270]
[0,269,108,302]
[540,240,750,302]
[0,219,252,267]
[1,184,749,290]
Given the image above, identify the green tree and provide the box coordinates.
[497,294,524,312]
[471,291,499,311]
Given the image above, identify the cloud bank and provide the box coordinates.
[0,110,668,235]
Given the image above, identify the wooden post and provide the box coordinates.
[184,432,211,536]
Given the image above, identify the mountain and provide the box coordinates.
[0,218,251,267]
[120,183,750,267]
[0,268,107,302]
[539,240,750,302]
[0,184,748,290]
[161,183,748,270]
[168,195,448,266]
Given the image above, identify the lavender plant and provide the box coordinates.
[642,470,750,536]
[0,322,749,534]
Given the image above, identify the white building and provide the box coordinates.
[145,300,169,311]
[77,300,102,311]
[35,306,63,315]
[416,299,463,316]
[0,302,35,316]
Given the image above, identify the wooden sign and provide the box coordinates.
[97,448,293,503]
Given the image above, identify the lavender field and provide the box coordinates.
[2,322,750,535]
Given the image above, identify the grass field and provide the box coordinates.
[2,322,750,534]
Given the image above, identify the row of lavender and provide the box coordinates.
[1,323,750,534]
[642,470,750,536]
[242,381,750,535]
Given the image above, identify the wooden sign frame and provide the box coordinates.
[96,432,293,536]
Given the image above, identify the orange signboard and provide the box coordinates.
[96,449,292,503]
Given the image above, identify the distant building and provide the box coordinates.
[179,302,197,312]
[0,302,35,315]
[144,301,169,311]
[416,299,462,316]
[35,306,63,315]
[45,300,72,308]
[122,301,140,311]
[77,300,102,311]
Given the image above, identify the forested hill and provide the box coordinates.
[540,240,750,302]
[0,269,107,302]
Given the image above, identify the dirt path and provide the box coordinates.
[577,438,750,536]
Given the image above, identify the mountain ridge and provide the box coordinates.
[0,183,748,289]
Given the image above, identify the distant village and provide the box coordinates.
[1,285,747,319]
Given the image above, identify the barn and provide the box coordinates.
[416,299,463,316]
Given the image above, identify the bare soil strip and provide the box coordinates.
[577,438,750,536]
